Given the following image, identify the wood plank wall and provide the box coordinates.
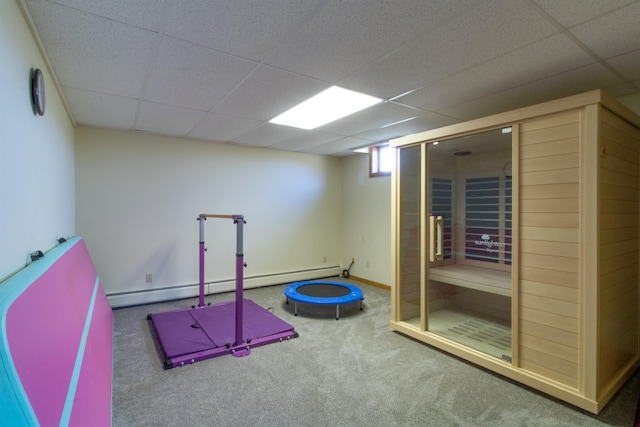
[518,111,581,389]
[597,106,640,390]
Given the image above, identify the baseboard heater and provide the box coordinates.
[108,265,341,308]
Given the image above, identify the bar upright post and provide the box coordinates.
[197,215,206,308]
[233,215,245,347]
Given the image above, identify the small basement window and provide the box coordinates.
[370,144,394,177]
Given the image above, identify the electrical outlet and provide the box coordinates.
[145,273,153,283]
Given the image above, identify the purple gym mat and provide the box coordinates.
[149,309,214,358]
[149,299,297,362]
[149,214,298,368]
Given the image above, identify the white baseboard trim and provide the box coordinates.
[107,265,341,308]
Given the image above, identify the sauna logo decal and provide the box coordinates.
[476,233,505,254]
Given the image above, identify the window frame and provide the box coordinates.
[369,144,392,177]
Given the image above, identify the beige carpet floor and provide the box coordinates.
[112,279,640,426]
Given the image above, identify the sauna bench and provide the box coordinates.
[428,264,511,297]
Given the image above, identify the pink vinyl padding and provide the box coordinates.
[69,284,113,426]
[5,239,113,426]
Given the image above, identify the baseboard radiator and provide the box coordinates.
[107,265,341,308]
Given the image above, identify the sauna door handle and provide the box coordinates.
[430,215,444,262]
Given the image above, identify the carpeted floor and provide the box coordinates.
[112,279,640,426]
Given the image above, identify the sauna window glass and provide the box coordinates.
[432,178,453,260]
[397,145,422,325]
[464,176,512,265]
[425,128,513,362]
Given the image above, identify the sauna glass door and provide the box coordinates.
[396,144,422,327]
[426,128,513,362]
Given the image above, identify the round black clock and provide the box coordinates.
[31,68,45,116]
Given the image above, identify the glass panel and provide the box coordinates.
[397,145,422,327]
[432,178,453,260]
[426,128,513,362]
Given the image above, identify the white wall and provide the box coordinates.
[341,153,392,286]
[75,127,344,305]
[0,0,392,298]
[0,0,75,281]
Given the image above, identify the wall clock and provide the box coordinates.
[31,68,45,116]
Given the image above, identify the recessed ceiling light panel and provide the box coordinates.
[269,86,382,130]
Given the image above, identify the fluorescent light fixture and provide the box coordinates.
[501,127,513,134]
[269,86,382,130]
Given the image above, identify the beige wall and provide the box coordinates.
[0,0,75,280]
[75,127,348,305]
[341,154,392,286]
[1,0,392,300]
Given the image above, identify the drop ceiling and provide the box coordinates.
[23,0,640,156]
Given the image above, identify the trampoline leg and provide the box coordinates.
[294,301,298,316]
[336,304,339,320]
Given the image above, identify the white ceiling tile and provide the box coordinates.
[188,113,262,142]
[353,113,460,143]
[603,81,639,98]
[270,131,343,152]
[318,101,420,136]
[63,87,138,129]
[265,0,475,82]
[532,0,637,27]
[570,2,640,58]
[26,1,156,97]
[136,102,206,136]
[617,91,640,115]
[144,37,258,110]
[231,123,305,148]
[607,50,640,82]
[21,0,640,156]
[339,0,559,100]
[304,136,371,156]
[438,63,627,121]
[37,0,174,31]
[397,33,595,111]
[164,0,325,61]
[214,65,328,121]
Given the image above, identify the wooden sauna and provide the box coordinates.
[390,90,640,413]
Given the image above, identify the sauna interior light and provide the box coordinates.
[269,86,382,130]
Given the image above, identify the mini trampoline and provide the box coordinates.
[284,281,364,320]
